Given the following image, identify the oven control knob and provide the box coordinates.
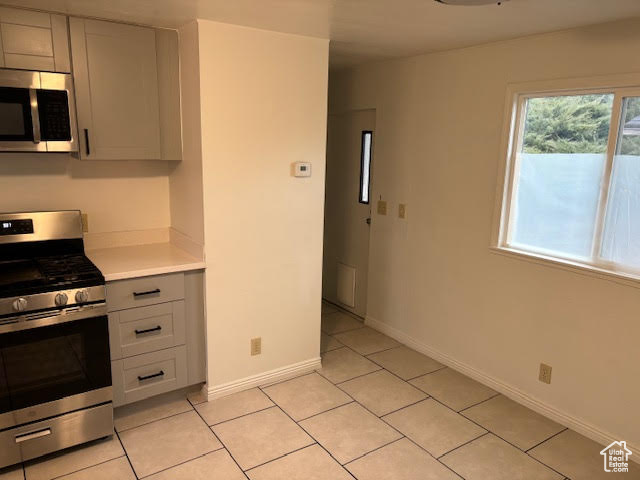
[55,293,68,307]
[75,289,89,303]
[12,297,28,312]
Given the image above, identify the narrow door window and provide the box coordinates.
[359,131,373,204]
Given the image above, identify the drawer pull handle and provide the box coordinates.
[135,325,162,335]
[138,370,164,382]
[133,288,161,298]
[15,428,52,444]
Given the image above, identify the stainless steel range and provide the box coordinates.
[0,211,112,469]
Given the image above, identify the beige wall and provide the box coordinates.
[0,155,170,233]
[194,20,329,388]
[169,21,205,247]
[330,18,640,450]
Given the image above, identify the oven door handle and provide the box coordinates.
[29,89,41,144]
[15,427,52,444]
[0,304,108,335]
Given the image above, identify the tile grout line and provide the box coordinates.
[115,429,140,480]
[320,343,485,474]
[118,395,226,479]
[382,360,567,471]
[207,404,278,428]
[322,302,365,322]
[257,388,359,480]
[115,404,195,433]
[190,403,250,480]
[325,341,561,479]
[135,447,226,480]
[457,392,502,413]
[317,361,383,385]
[322,325,365,336]
[437,431,491,460]
[44,330,582,480]
[259,370,318,390]
[295,400,356,423]
[47,453,130,480]
[427,395,570,477]
[402,365,449,381]
[525,427,569,453]
[241,442,318,473]
[340,436,409,467]
[351,322,586,477]
[293,330,575,479]
[403,437,470,480]
[375,395,431,418]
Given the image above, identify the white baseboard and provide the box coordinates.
[365,315,640,459]
[206,357,322,401]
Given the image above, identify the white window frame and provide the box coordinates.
[491,73,640,287]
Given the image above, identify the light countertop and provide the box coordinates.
[87,243,205,282]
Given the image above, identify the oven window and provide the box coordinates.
[0,87,33,141]
[0,316,111,414]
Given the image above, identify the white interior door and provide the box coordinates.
[323,109,376,317]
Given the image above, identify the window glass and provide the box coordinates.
[601,97,640,269]
[359,131,372,204]
[510,94,614,259]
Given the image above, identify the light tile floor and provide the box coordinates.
[2,304,639,479]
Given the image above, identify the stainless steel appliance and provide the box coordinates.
[0,70,78,152]
[0,211,112,469]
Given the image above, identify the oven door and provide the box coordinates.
[0,306,112,430]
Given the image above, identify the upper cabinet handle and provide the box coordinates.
[84,129,90,155]
[133,288,161,298]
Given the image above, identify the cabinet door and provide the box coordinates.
[0,8,70,72]
[69,18,161,160]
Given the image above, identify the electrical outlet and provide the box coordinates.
[377,200,387,215]
[251,337,262,356]
[81,213,89,233]
[539,363,552,384]
[398,203,407,219]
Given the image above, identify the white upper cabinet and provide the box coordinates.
[0,7,70,72]
[70,18,162,160]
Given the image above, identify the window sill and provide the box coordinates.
[489,246,640,290]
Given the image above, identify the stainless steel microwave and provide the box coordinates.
[0,69,78,153]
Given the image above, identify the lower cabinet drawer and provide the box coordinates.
[106,273,185,312]
[111,346,187,407]
[108,301,186,360]
[0,403,113,467]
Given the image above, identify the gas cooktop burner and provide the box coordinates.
[0,254,103,298]
[0,211,105,317]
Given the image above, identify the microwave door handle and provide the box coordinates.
[29,89,41,144]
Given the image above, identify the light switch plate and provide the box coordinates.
[398,204,406,219]
[377,200,387,215]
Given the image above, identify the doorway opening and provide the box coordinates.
[322,109,376,319]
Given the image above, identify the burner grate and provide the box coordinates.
[36,255,101,286]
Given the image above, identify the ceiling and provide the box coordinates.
[7,0,640,68]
